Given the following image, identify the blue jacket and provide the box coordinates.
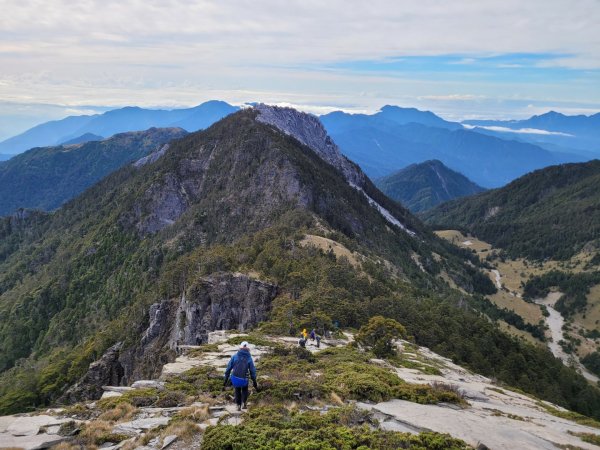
[224,348,257,387]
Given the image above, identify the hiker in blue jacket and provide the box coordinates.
[223,341,258,411]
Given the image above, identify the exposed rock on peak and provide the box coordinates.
[254,104,415,233]
[254,104,365,186]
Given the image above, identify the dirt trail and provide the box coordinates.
[534,292,599,383]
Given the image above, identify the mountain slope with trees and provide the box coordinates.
[0,127,187,215]
[376,160,485,212]
[422,160,600,260]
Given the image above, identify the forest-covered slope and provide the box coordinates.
[423,160,600,260]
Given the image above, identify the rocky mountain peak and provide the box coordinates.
[254,103,364,186]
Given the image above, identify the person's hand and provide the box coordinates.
[253,381,259,392]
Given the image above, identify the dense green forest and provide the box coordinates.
[422,160,600,260]
[1,110,599,422]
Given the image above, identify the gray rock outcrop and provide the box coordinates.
[60,342,125,403]
[120,272,277,384]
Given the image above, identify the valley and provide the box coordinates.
[436,230,600,382]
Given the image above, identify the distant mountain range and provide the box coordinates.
[1,102,598,190]
[61,133,104,146]
[0,128,187,215]
[0,100,238,155]
[463,111,600,155]
[422,159,600,260]
[376,160,485,213]
[320,107,587,187]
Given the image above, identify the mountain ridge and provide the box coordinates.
[0,127,187,215]
[422,159,600,260]
[376,160,485,212]
[0,100,238,155]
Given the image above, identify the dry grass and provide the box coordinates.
[172,405,210,423]
[300,234,361,268]
[79,420,112,441]
[330,392,344,406]
[488,290,544,325]
[98,402,137,423]
[160,419,201,442]
[497,321,542,346]
[435,230,492,253]
[50,444,82,450]
[574,284,600,331]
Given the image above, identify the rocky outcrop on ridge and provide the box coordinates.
[60,343,125,404]
[65,273,277,399]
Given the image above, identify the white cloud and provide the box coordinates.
[0,0,598,121]
[463,124,574,136]
[419,94,484,101]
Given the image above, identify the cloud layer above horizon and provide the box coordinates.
[0,0,599,137]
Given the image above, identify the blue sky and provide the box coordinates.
[0,0,599,141]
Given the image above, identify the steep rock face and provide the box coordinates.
[255,104,365,186]
[125,113,313,237]
[119,273,277,384]
[173,272,278,345]
[60,343,125,403]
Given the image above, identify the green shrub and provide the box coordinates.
[355,316,406,358]
[201,406,470,450]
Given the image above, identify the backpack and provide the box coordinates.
[230,352,250,387]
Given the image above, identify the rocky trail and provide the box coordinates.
[2,331,600,449]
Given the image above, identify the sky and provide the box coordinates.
[0,0,599,141]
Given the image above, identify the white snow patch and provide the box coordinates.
[491,269,502,290]
[350,183,415,236]
[462,240,472,246]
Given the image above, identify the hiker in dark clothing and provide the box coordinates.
[309,329,316,341]
[316,334,321,348]
[298,336,306,348]
[223,341,258,411]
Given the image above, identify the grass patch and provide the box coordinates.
[226,333,276,348]
[388,355,443,375]
[164,365,223,396]
[186,343,220,357]
[77,420,130,446]
[98,387,192,410]
[569,431,600,445]
[538,402,600,429]
[98,402,137,422]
